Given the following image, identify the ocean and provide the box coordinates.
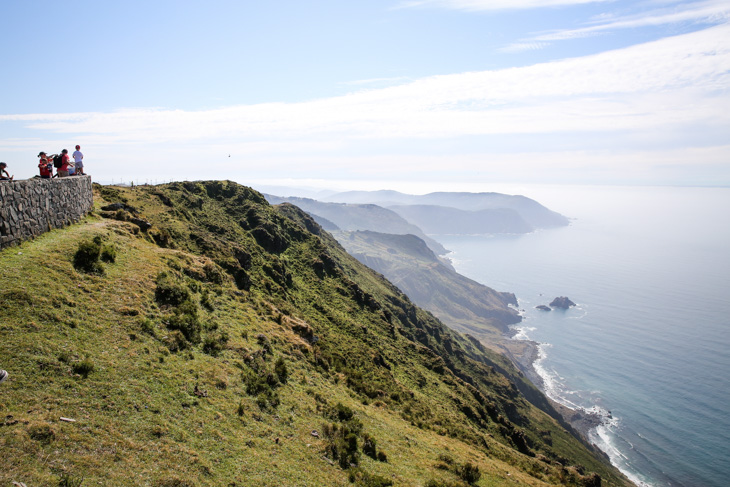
[436,185,730,487]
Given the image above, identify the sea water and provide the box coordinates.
[437,186,730,487]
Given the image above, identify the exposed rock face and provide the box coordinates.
[550,296,576,309]
[535,305,551,311]
[0,176,93,249]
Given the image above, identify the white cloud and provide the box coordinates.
[2,25,730,184]
[397,0,609,11]
[498,41,550,53]
[514,0,730,44]
[6,25,726,139]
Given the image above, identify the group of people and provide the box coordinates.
[37,145,85,179]
[0,145,86,182]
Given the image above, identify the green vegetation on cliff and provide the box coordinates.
[0,181,628,486]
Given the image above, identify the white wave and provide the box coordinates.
[590,425,656,487]
[508,325,536,341]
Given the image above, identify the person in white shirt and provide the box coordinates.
[72,145,85,175]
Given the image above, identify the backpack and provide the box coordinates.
[53,154,63,168]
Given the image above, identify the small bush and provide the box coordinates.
[100,244,117,263]
[321,419,363,470]
[58,473,84,487]
[202,331,228,357]
[72,357,95,378]
[362,433,377,459]
[155,273,191,306]
[332,402,355,422]
[456,462,481,485]
[348,469,393,486]
[274,357,288,384]
[203,262,224,284]
[73,240,104,274]
[140,318,156,336]
[200,288,214,311]
[255,389,281,412]
[425,480,465,487]
[28,423,55,443]
[164,330,188,352]
[114,208,128,221]
[166,300,201,343]
[156,479,194,487]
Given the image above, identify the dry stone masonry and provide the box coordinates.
[0,176,93,249]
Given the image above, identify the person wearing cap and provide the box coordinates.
[72,145,84,175]
[38,152,53,178]
[57,149,72,177]
[0,162,13,181]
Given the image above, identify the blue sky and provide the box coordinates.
[1,0,729,191]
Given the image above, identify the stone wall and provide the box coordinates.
[0,176,93,249]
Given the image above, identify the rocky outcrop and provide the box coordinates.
[535,305,551,311]
[550,296,576,309]
[0,176,93,249]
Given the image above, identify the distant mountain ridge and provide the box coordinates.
[388,204,533,235]
[263,194,449,255]
[324,190,570,230]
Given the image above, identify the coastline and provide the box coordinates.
[500,332,608,441]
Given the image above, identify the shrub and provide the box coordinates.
[166,300,201,343]
[255,389,281,412]
[58,473,84,487]
[456,462,481,485]
[155,479,194,487]
[140,318,156,336]
[100,244,117,263]
[114,208,128,221]
[362,433,377,460]
[321,417,364,470]
[28,423,55,443]
[274,357,288,384]
[164,330,188,352]
[72,357,95,378]
[155,273,190,306]
[425,480,465,487]
[331,402,355,422]
[73,240,104,274]
[200,288,214,311]
[202,331,229,357]
[348,469,393,486]
[203,262,224,284]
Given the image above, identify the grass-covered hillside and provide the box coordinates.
[336,230,520,341]
[0,181,628,486]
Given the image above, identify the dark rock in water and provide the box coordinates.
[550,296,576,309]
[535,305,551,311]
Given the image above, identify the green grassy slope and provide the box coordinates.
[335,230,520,340]
[0,181,628,487]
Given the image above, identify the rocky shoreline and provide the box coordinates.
[500,334,607,441]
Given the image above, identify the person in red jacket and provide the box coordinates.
[38,152,53,178]
[57,149,72,177]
